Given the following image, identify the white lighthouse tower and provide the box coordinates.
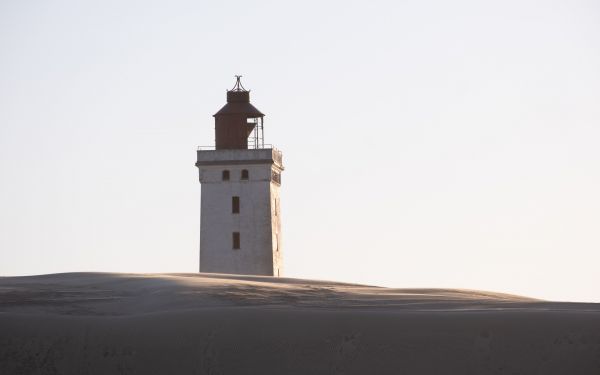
[195,77,284,276]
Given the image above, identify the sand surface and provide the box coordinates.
[1,272,599,374]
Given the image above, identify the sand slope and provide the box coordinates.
[1,272,599,374]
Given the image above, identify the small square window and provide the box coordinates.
[271,171,281,185]
[222,170,230,181]
[241,169,249,180]
[232,232,240,249]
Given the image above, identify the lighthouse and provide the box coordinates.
[195,77,284,276]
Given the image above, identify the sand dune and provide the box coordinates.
[1,273,599,374]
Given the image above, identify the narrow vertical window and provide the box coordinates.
[232,196,240,214]
[241,169,249,180]
[232,232,240,249]
[222,170,230,181]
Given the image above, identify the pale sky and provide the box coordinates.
[1,0,599,302]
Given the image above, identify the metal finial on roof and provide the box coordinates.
[230,75,247,92]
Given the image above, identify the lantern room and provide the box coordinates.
[213,76,265,150]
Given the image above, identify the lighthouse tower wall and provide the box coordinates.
[197,148,283,276]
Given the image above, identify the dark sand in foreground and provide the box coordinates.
[1,272,599,374]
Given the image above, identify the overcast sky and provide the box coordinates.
[1,0,599,302]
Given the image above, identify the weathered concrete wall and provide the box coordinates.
[270,181,283,276]
[197,149,283,276]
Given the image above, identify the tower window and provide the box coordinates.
[271,171,281,185]
[232,196,240,214]
[241,169,249,180]
[222,170,230,181]
[232,232,240,249]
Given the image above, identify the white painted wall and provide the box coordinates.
[197,149,283,276]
